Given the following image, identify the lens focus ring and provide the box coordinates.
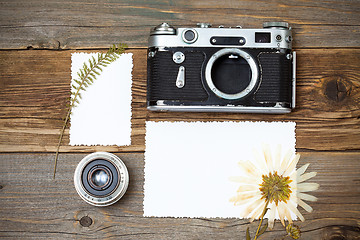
[74,152,129,207]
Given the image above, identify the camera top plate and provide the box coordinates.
[149,22,292,49]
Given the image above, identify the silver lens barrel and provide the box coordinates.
[74,152,129,207]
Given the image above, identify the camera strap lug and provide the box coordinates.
[176,66,185,88]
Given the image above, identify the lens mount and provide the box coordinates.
[205,48,259,100]
[74,152,129,207]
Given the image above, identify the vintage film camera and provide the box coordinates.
[147,22,296,113]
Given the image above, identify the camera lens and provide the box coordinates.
[74,152,129,207]
[205,48,259,100]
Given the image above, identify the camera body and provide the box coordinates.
[147,22,296,113]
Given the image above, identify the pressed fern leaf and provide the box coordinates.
[53,43,127,179]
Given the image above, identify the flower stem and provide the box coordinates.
[53,109,71,179]
[254,199,270,240]
[53,53,107,179]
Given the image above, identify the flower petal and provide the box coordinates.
[296,163,310,176]
[240,198,263,219]
[229,176,258,184]
[253,148,269,174]
[238,161,261,178]
[263,144,273,173]
[289,171,297,185]
[284,153,300,176]
[298,198,313,213]
[236,185,259,193]
[229,192,258,205]
[297,183,320,192]
[250,200,266,221]
[267,204,276,230]
[287,201,305,222]
[230,198,253,206]
[289,195,298,204]
[277,203,286,226]
[273,144,282,172]
[283,204,294,224]
[299,172,317,183]
[280,148,293,174]
[297,192,318,202]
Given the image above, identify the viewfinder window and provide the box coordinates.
[255,32,271,43]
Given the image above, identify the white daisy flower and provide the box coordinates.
[230,144,319,229]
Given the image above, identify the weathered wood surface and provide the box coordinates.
[0,0,359,49]
[0,49,359,153]
[0,153,359,239]
[0,0,360,239]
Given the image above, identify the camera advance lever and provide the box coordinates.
[176,66,185,88]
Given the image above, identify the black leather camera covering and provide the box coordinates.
[147,47,293,108]
[147,49,208,101]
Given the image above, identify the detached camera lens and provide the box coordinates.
[74,152,129,207]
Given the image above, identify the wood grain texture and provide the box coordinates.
[0,0,359,49]
[0,49,359,153]
[0,153,359,239]
[0,0,359,239]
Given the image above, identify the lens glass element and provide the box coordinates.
[91,169,109,187]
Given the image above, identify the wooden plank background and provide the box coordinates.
[0,153,359,239]
[0,0,359,239]
[0,0,360,49]
[1,49,359,153]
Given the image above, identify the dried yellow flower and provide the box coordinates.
[259,171,292,205]
[230,144,319,229]
[286,223,301,239]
